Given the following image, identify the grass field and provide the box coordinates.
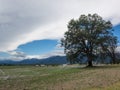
[0,64,120,90]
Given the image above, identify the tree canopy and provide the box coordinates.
[61,14,117,67]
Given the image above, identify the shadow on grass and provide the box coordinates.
[81,64,120,69]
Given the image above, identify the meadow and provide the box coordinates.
[0,64,120,90]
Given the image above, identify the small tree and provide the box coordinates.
[61,14,115,67]
[105,36,117,64]
[116,50,120,63]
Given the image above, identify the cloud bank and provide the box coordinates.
[0,0,120,52]
[3,49,65,61]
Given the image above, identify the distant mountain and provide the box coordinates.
[1,53,120,65]
[0,60,18,65]
[0,56,67,65]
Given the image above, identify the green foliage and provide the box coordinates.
[61,14,117,66]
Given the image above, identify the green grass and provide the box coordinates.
[0,64,120,90]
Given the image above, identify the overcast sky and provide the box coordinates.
[0,0,120,60]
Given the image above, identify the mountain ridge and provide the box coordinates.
[0,56,67,65]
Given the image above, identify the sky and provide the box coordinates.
[0,0,120,60]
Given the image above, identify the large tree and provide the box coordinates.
[61,14,116,67]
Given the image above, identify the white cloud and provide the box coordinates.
[27,50,65,59]
[116,46,120,53]
[7,51,26,57]
[0,0,120,51]
[5,51,26,60]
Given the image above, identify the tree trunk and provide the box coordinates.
[111,53,116,64]
[86,54,93,67]
[87,60,93,67]
[112,57,116,64]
